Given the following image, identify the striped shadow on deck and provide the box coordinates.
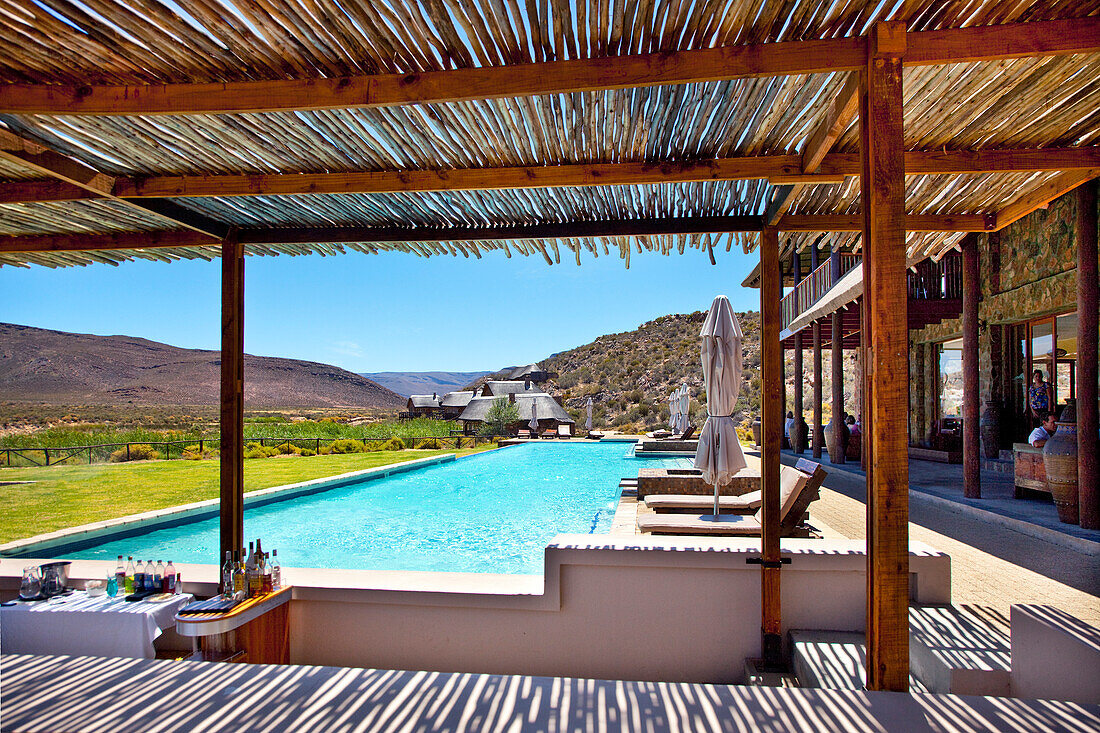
[2,654,1096,733]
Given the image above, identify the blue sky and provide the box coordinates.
[0,244,762,372]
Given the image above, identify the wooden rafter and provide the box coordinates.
[0,213,997,254]
[0,18,1095,116]
[802,74,861,174]
[1,147,1095,204]
[994,170,1100,230]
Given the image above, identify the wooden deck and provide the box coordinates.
[3,654,1096,733]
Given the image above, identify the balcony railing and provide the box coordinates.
[780,252,961,330]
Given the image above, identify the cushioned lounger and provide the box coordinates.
[635,513,767,535]
[643,491,762,512]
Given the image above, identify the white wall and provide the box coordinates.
[1011,604,1100,704]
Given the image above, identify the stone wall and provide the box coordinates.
[907,188,1099,447]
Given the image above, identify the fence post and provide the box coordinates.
[89,447,93,464]
[166,442,170,460]
[316,439,320,453]
[44,448,49,466]
[127,444,131,461]
[200,440,204,454]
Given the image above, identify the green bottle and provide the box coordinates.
[124,556,135,594]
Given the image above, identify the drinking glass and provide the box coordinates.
[106,572,118,598]
[19,567,41,600]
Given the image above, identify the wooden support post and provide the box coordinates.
[813,322,824,459]
[962,234,982,499]
[760,228,784,669]
[831,312,846,464]
[1078,179,1099,530]
[859,21,910,693]
[792,251,805,453]
[220,231,245,565]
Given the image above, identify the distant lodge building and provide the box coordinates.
[505,363,556,383]
[403,391,474,420]
[457,390,574,436]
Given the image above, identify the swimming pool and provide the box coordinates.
[62,442,692,575]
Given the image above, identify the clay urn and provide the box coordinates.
[824,415,849,464]
[751,416,762,447]
[791,415,809,454]
[979,401,1001,459]
[1043,399,1079,524]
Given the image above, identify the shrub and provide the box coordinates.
[329,438,366,454]
[300,448,317,457]
[181,444,218,460]
[414,438,440,449]
[381,437,405,451]
[109,444,161,462]
[276,442,302,456]
[243,441,279,459]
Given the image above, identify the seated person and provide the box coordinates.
[846,414,861,437]
[1028,411,1057,448]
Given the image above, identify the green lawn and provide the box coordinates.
[0,448,493,544]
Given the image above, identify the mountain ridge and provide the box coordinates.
[0,323,405,409]
[361,371,494,398]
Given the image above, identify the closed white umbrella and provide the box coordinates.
[694,295,747,515]
[530,397,539,437]
[585,397,594,432]
[678,383,690,435]
[668,390,678,430]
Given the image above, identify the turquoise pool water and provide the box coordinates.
[63,442,691,575]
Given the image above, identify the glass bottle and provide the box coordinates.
[221,551,233,595]
[114,555,126,589]
[154,560,165,591]
[270,549,282,590]
[261,553,273,593]
[133,559,145,593]
[124,556,135,594]
[165,560,177,593]
[232,552,246,595]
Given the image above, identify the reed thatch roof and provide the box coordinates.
[458,394,573,424]
[0,1,1097,268]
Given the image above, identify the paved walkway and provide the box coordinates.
[788,453,1100,626]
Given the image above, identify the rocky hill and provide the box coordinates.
[500,311,859,434]
[0,323,405,410]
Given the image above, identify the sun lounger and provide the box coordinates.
[636,459,826,536]
[556,425,571,439]
[517,429,532,439]
[644,490,761,513]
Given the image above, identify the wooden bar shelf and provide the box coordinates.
[174,586,291,665]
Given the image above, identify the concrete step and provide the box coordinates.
[619,478,638,488]
[908,604,1011,697]
[790,630,927,692]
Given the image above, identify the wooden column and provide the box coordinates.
[1078,179,1099,530]
[792,252,805,453]
[962,234,982,499]
[830,311,845,464]
[760,228,784,668]
[859,21,910,692]
[812,244,824,459]
[220,231,245,564]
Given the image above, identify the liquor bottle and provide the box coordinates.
[114,556,126,589]
[133,559,145,593]
[270,549,282,590]
[261,553,273,594]
[232,552,246,595]
[165,560,177,593]
[221,551,233,595]
[245,542,259,597]
[124,556,135,594]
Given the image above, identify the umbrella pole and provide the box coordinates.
[713,430,720,516]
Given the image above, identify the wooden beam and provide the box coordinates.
[0,128,114,194]
[906,17,1100,65]
[994,170,1100,229]
[759,227,784,669]
[778,214,990,231]
[765,185,800,227]
[0,180,99,204]
[962,234,981,499]
[0,146,1088,205]
[0,230,214,253]
[219,230,244,567]
[237,217,765,244]
[803,74,861,174]
[120,198,231,239]
[1078,179,1099,530]
[0,17,1094,116]
[860,21,909,693]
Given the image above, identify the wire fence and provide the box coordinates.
[0,434,498,468]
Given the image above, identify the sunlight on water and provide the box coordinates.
[65,442,692,574]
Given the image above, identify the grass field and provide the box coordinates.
[0,447,494,544]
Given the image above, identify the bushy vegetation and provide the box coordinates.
[109,444,161,462]
[480,397,520,436]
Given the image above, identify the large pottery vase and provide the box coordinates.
[824,416,849,463]
[751,417,762,447]
[979,401,1001,459]
[1043,399,1079,524]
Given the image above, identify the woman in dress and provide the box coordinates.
[1027,369,1053,426]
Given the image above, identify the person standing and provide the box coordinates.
[1027,369,1053,427]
